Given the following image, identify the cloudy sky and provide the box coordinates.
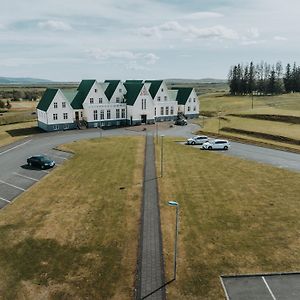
[1,0,299,81]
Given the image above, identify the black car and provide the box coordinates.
[27,155,55,169]
[174,119,187,126]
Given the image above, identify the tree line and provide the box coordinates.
[228,62,300,95]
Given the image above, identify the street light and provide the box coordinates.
[168,201,179,280]
[161,135,164,177]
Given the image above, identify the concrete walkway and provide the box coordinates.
[136,134,165,300]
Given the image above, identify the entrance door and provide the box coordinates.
[75,111,79,120]
[141,114,147,124]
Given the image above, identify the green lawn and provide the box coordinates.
[201,92,300,115]
[0,136,144,299]
[158,138,300,299]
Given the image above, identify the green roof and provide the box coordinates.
[104,80,120,100]
[61,89,78,104]
[37,88,58,111]
[168,89,178,102]
[144,80,163,98]
[172,87,193,105]
[124,83,143,105]
[125,80,143,84]
[71,80,96,109]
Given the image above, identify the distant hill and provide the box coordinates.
[165,78,227,84]
[0,76,52,84]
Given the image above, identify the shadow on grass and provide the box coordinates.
[6,126,43,137]
[0,236,123,299]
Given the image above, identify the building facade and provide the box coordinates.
[37,79,200,132]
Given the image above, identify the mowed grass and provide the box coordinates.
[0,136,144,299]
[201,92,300,114]
[158,138,300,299]
[0,121,40,147]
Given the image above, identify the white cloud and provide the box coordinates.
[141,21,239,40]
[248,27,260,39]
[144,53,159,65]
[274,36,287,41]
[38,20,72,31]
[182,11,223,20]
[86,48,160,65]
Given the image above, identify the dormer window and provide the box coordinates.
[90,98,94,104]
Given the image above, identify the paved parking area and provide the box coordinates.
[221,273,300,300]
[0,149,72,209]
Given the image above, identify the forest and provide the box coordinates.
[228,61,300,96]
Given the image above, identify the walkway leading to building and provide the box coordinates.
[136,134,165,300]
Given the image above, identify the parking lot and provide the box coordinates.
[221,273,300,300]
[0,149,72,209]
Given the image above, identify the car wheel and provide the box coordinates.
[191,141,195,145]
[208,146,212,150]
[224,146,228,150]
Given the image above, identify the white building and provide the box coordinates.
[37,79,200,131]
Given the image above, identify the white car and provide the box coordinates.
[201,139,230,150]
[186,135,209,145]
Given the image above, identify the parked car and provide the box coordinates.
[186,135,209,145]
[201,139,230,150]
[175,119,187,126]
[27,155,55,169]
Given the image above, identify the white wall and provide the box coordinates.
[151,81,178,118]
[45,90,74,125]
[109,82,126,103]
[127,85,155,122]
[184,89,199,115]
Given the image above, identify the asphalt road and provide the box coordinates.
[0,123,299,208]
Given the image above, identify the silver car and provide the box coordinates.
[186,135,209,145]
[201,139,230,150]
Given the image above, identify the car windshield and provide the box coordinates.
[39,156,51,162]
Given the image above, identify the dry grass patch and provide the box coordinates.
[0,136,144,299]
[158,138,300,299]
[0,121,40,147]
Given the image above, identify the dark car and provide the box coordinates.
[27,155,55,169]
[174,119,187,126]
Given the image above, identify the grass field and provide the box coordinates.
[201,92,300,115]
[158,138,300,299]
[0,121,40,147]
[0,136,144,299]
[196,93,300,151]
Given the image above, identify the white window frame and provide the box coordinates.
[99,98,102,104]
[53,113,58,120]
[107,109,111,119]
[116,109,120,119]
[93,110,98,120]
[63,113,68,120]
[90,98,94,104]
[100,110,104,120]
[62,102,66,108]
[121,108,125,118]
[54,102,58,108]
[160,107,164,115]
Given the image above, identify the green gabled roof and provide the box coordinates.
[104,80,120,100]
[124,83,143,106]
[37,88,59,111]
[71,79,96,109]
[145,80,163,98]
[125,80,143,84]
[168,89,178,102]
[61,89,78,104]
[172,87,193,105]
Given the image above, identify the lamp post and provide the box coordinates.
[168,201,179,280]
[156,122,158,144]
[218,111,221,134]
[161,135,164,177]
